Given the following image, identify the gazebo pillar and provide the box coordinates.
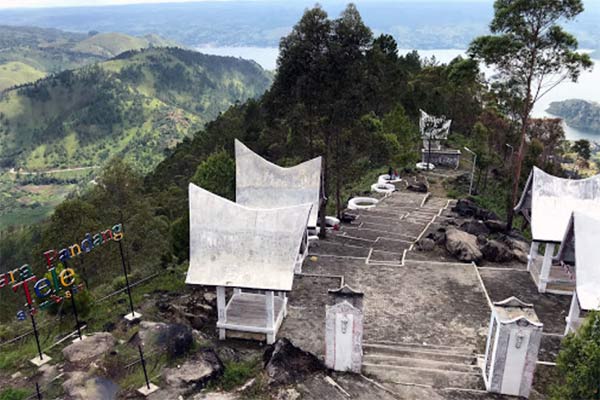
[538,242,556,292]
[564,292,581,335]
[216,286,227,340]
[266,290,275,344]
[527,241,539,272]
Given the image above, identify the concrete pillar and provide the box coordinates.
[216,286,226,340]
[266,290,275,344]
[483,297,543,399]
[527,241,539,272]
[539,242,556,292]
[325,285,364,373]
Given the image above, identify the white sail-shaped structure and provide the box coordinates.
[557,212,600,334]
[186,183,312,291]
[515,167,600,293]
[515,167,600,242]
[419,109,452,150]
[186,183,312,343]
[235,139,322,228]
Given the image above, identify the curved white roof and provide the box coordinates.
[235,139,322,227]
[186,183,312,291]
[515,167,600,242]
[558,212,600,311]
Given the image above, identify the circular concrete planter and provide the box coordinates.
[371,182,396,194]
[348,197,379,210]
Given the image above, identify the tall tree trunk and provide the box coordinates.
[335,133,342,219]
[318,134,330,239]
[506,110,530,230]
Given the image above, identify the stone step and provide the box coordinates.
[364,354,478,373]
[364,341,476,356]
[364,344,476,365]
[363,363,485,390]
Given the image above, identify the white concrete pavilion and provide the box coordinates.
[186,183,312,344]
[556,212,600,335]
[235,139,323,271]
[514,167,600,293]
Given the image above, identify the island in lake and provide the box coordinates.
[547,99,600,133]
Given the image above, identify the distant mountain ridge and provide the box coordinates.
[547,99,600,134]
[0,25,179,90]
[0,47,272,172]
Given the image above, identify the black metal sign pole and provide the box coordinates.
[118,240,136,317]
[138,344,151,390]
[36,382,42,400]
[29,305,43,361]
[70,290,82,340]
[64,260,82,340]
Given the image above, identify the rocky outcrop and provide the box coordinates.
[162,350,224,393]
[481,240,513,263]
[445,228,482,262]
[62,332,116,365]
[460,220,490,236]
[156,291,216,330]
[263,338,324,386]
[452,199,498,221]
[137,321,193,358]
[63,373,118,400]
[407,177,429,193]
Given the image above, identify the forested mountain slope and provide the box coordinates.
[0,25,178,90]
[547,99,600,133]
[0,47,272,172]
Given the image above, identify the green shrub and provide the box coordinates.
[551,311,600,400]
[0,388,30,400]
[219,359,260,391]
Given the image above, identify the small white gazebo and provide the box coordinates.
[515,167,600,293]
[186,183,312,344]
[556,212,600,335]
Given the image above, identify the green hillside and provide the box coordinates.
[72,32,178,58]
[0,47,271,228]
[0,61,46,91]
[0,47,272,172]
[0,25,180,89]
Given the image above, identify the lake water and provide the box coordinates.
[195,46,600,142]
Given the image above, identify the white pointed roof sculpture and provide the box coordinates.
[235,139,322,227]
[186,183,312,291]
[515,167,600,242]
[419,109,452,140]
[557,212,600,311]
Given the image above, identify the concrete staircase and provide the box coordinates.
[362,341,485,391]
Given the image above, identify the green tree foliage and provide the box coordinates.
[572,139,591,161]
[469,0,593,229]
[551,311,600,400]
[191,150,235,200]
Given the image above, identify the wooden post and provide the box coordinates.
[266,290,275,344]
[216,286,226,340]
[527,241,539,272]
[539,242,556,292]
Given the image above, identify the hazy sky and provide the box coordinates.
[0,0,492,9]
